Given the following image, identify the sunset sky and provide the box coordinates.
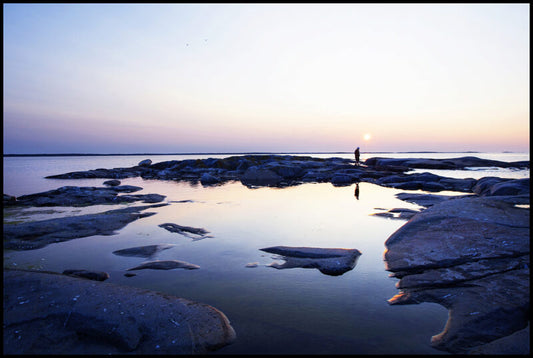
[3,3,530,154]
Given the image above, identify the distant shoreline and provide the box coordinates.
[3,151,489,158]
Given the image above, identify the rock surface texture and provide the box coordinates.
[384,194,530,354]
[3,269,236,354]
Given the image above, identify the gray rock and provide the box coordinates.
[260,246,362,276]
[138,159,152,167]
[241,166,283,186]
[200,173,221,185]
[383,195,530,353]
[112,244,176,258]
[158,223,213,240]
[127,260,200,271]
[3,203,168,250]
[103,179,121,186]
[3,185,164,207]
[3,269,235,354]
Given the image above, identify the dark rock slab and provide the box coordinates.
[260,246,362,276]
[3,185,165,207]
[112,244,176,258]
[127,260,200,271]
[62,269,110,281]
[3,269,235,354]
[383,195,530,353]
[159,223,213,240]
[3,203,168,250]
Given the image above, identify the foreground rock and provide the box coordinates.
[384,195,530,354]
[3,204,168,250]
[260,246,362,276]
[3,269,236,354]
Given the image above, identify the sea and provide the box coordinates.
[2,152,530,354]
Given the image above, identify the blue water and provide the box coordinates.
[2,152,529,354]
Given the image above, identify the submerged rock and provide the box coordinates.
[159,223,213,240]
[127,260,200,271]
[112,244,175,258]
[62,269,110,281]
[3,269,235,354]
[260,246,362,276]
[384,195,530,354]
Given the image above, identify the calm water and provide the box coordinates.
[2,152,529,354]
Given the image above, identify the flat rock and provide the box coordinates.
[3,203,168,251]
[127,260,200,271]
[383,195,530,353]
[62,269,110,281]
[3,185,165,207]
[260,246,362,276]
[112,244,175,258]
[3,269,235,354]
[159,223,213,240]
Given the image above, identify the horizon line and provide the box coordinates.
[4,150,518,158]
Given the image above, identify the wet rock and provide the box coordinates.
[138,159,152,167]
[3,185,165,207]
[384,195,530,353]
[103,179,121,186]
[241,166,283,186]
[158,223,213,240]
[4,194,17,204]
[200,173,221,185]
[3,203,168,250]
[260,246,362,276]
[395,192,473,208]
[42,154,529,192]
[371,208,420,220]
[3,269,235,354]
[112,244,176,258]
[127,260,200,271]
[62,269,110,281]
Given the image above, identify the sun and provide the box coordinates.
[363,133,372,141]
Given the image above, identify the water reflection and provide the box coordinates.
[354,183,360,200]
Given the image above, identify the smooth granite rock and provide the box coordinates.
[3,269,236,354]
[384,195,530,354]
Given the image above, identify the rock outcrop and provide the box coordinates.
[383,195,530,354]
[3,269,236,354]
[42,155,529,193]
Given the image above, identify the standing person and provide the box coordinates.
[354,147,360,165]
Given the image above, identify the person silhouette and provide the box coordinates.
[354,183,360,200]
[354,147,360,165]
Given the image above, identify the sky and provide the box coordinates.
[3,3,530,154]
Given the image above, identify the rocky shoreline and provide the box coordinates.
[3,154,530,354]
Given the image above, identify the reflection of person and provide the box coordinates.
[354,147,360,165]
[354,183,360,200]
